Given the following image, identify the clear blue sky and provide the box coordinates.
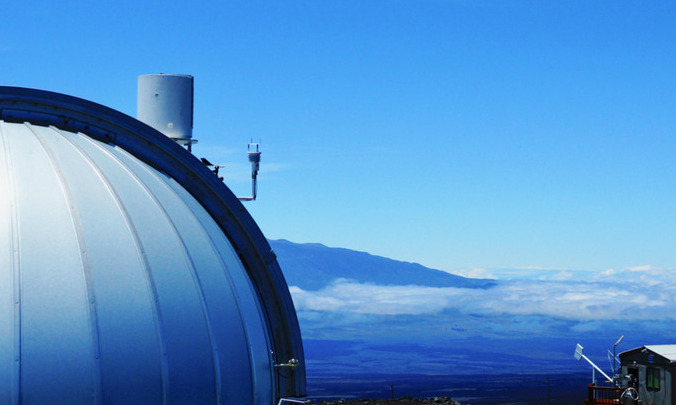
[4,1,676,274]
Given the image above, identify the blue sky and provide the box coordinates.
[3,1,676,274]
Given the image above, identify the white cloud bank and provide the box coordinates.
[289,268,676,322]
[290,279,465,315]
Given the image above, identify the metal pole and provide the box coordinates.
[613,335,624,382]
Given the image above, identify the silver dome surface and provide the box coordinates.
[0,87,304,404]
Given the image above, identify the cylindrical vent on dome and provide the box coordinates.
[137,74,194,142]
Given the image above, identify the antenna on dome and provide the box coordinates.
[237,141,261,201]
[137,74,263,201]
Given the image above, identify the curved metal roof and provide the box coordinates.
[0,87,305,404]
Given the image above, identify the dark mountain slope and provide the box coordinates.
[269,239,496,291]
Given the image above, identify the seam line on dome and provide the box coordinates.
[29,123,104,404]
[122,146,266,404]
[97,134,283,402]
[90,136,222,403]
[115,155,225,403]
[161,179,260,403]
[57,128,172,404]
[0,121,21,405]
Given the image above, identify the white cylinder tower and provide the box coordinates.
[137,74,194,145]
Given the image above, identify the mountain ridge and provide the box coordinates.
[269,239,496,291]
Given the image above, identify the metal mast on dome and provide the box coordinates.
[137,73,261,201]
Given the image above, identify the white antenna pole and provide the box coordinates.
[613,335,624,378]
[575,344,613,382]
[237,142,261,201]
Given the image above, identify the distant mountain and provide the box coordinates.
[269,238,652,402]
[269,239,496,291]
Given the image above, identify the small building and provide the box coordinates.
[619,345,676,405]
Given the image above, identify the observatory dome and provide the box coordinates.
[0,87,304,404]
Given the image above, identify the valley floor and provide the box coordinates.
[308,397,461,405]
[306,372,591,404]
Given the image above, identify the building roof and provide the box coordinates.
[620,345,676,363]
[645,345,676,362]
[0,87,305,403]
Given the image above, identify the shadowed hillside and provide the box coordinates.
[269,239,496,291]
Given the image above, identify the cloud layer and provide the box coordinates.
[291,266,676,377]
[290,267,676,323]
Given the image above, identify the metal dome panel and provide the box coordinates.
[0,121,273,403]
[0,86,305,404]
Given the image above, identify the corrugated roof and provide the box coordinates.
[645,345,676,362]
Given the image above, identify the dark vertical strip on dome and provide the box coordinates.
[27,124,104,404]
[151,173,259,403]
[89,141,220,403]
[55,128,170,404]
[154,180,251,404]
[115,148,240,403]
[0,122,21,405]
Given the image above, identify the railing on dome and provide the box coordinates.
[585,383,624,404]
